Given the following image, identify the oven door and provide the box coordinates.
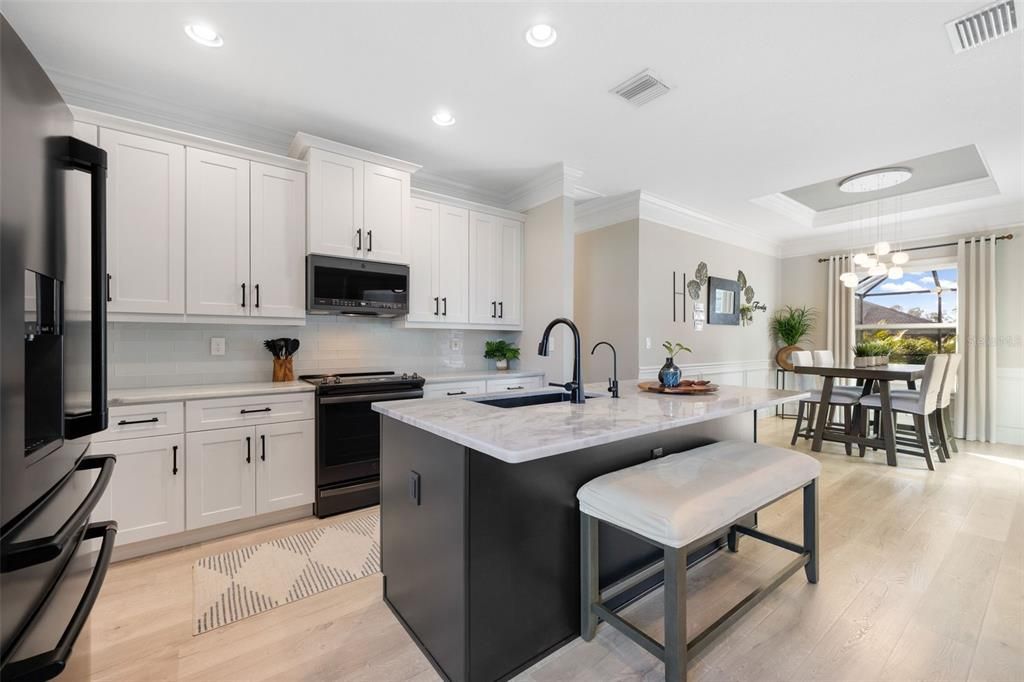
[316,390,422,489]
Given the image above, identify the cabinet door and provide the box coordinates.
[363,162,410,264]
[496,219,523,326]
[185,426,256,529]
[407,198,439,322]
[255,420,314,514]
[468,211,499,324]
[65,122,98,319]
[307,148,362,258]
[437,205,470,324]
[100,128,185,314]
[250,163,306,319]
[186,149,250,316]
[94,434,185,545]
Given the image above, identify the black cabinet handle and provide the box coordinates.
[255,283,260,308]
[246,436,251,464]
[434,297,439,316]
[442,297,447,316]
[106,273,112,302]
[498,301,504,319]
[367,229,373,252]
[260,434,266,461]
[241,282,246,307]
[506,385,525,391]
[240,407,271,415]
[447,391,467,396]
[172,445,178,475]
[491,301,496,318]
[356,228,362,250]
[117,417,158,426]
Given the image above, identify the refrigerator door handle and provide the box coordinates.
[63,136,109,440]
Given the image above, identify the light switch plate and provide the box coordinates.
[210,337,226,356]
[645,337,652,350]
[450,337,462,352]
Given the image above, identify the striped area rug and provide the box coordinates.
[192,509,379,634]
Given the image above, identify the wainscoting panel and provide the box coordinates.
[639,360,778,421]
[996,368,1023,445]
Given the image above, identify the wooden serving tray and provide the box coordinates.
[638,381,720,395]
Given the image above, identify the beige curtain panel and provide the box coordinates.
[955,235,998,442]
[826,255,855,368]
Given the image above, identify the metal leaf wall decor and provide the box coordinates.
[695,262,709,286]
[744,285,755,304]
[737,270,747,290]
[686,279,702,300]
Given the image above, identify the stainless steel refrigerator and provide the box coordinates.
[1,15,118,681]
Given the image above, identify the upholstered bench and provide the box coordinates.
[577,440,821,681]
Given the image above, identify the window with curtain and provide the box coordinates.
[854,264,957,362]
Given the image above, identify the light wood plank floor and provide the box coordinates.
[65,417,1023,681]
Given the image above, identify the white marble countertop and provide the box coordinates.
[373,382,808,463]
[106,381,315,406]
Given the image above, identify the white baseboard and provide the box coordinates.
[997,367,1023,445]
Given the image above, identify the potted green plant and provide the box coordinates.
[770,306,816,370]
[659,341,692,387]
[484,340,520,371]
[739,304,753,326]
[853,341,873,368]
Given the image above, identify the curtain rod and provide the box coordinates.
[816,233,1014,263]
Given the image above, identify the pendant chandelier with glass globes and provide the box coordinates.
[837,167,912,289]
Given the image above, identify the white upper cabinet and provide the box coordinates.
[469,211,500,324]
[186,149,251,316]
[293,134,418,265]
[497,218,523,326]
[362,162,410,263]
[306,148,363,258]
[250,163,307,319]
[408,198,439,322]
[437,204,470,324]
[100,128,185,314]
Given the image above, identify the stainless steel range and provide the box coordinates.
[301,371,425,517]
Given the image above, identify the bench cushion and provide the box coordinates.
[577,441,821,549]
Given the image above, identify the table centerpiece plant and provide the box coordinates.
[659,341,692,387]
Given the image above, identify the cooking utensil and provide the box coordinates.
[287,338,300,357]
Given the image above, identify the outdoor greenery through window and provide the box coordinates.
[855,264,957,363]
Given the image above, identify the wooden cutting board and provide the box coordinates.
[638,381,720,395]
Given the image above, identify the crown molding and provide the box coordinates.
[288,131,421,174]
[505,164,590,212]
[411,172,508,207]
[47,67,295,155]
[574,191,642,233]
[410,188,526,222]
[637,191,781,257]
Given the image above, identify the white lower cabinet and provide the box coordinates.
[186,426,257,529]
[422,380,487,400]
[256,420,315,514]
[94,434,185,546]
[186,419,315,529]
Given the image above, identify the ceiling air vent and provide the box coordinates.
[946,0,1018,53]
[610,69,671,107]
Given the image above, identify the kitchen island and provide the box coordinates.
[373,383,805,682]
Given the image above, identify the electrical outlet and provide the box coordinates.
[450,337,463,352]
[210,337,226,356]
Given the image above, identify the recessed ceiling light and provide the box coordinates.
[525,24,557,48]
[432,110,456,127]
[184,24,224,48]
[838,167,913,193]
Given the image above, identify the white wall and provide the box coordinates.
[106,318,517,389]
[520,197,575,383]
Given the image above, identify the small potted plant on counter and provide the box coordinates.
[659,341,692,388]
[484,340,520,371]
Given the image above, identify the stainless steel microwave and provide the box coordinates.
[306,255,409,317]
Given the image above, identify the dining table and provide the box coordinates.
[793,363,926,466]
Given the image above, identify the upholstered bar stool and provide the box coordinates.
[578,441,821,681]
[860,353,948,470]
[892,354,961,460]
[790,351,860,453]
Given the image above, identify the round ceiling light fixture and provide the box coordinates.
[888,266,904,279]
[184,24,223,47]
[525,24,557,47]
[838,167,912,193]
[431,110,456,127]
[891,251,910,265]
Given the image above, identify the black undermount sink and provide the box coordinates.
[472,391,603,409]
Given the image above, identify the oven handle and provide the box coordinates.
[318,390,423,405]
[319,480,379,498]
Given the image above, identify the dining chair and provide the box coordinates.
[811,350,862,398]
[891,353,961,460]
[859,353,948,471]
[790,350,859,454]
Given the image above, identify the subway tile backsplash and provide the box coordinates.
[107,318,518,389]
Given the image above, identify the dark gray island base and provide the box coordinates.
[380,408,769,681]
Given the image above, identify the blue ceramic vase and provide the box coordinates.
[659,357,682,387]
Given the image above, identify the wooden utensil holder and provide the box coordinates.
[272,357,294,382]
